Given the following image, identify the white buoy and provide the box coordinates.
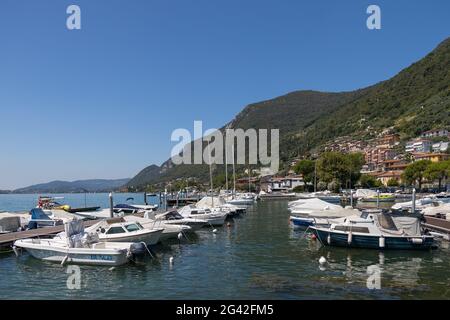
[212,229,217,233]
[109,267,115,271]
[177,232,183,241]
[347,232,352,245]
[327,234,331,244]
[319,256,327,265]
[169,256,174,265]
[379,236,385,248]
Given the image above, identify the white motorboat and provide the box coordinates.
[196,196,246,217]
[14,220,138,266]
[391,197,436,211]
[178,205,227,226]
[294,191,341,204]
[355,189,395,202]
[226,193,255,206]
[288,198,342,214]
[85,218,163,245]
[123,215,192,241]
[145,210,207,231]
[422,203,450,220]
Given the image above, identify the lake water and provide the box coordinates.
[1,194,450,299]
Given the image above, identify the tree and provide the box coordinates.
[317,152,365,189]
[424,160,450,191]
[402,160,432,190]
[386,178,399,187]
[359,174,382,188]
[293,160,315,183]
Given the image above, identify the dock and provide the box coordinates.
[423,216,450,240]
[0,219,100,249]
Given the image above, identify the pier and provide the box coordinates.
[423,216,450,240]
[0,219,100,250]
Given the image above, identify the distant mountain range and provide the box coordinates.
[127,37,450,189]
[13,179,131,194]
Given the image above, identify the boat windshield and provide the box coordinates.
[125,223,141,232]
[106,226,126,234]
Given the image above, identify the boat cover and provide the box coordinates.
[376,213,421,237]
[196,196,227,208]
[288,198,341,210]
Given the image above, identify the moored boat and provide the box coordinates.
[310,209,436,250]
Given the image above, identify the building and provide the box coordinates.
[412,152,450,163]
[378,159,408,172]
[365,147,397,166]
[266,175,304,192]
[421,129,449,138]
[376,134,400,147]
[405,139,432,153]
[432,141,449,153]
[377,171,403,186]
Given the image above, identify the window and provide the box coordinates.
[334,226,370,233]
[106,226,126,234]
[125,224,141,232]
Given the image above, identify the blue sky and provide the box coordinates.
[0,0,449,189]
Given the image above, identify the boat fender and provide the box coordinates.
[169,256,174,265]
[12,246,20,257]
[319,256,327,265]
[347,232,352,245]
[379,236,385,248]
[212,229,217,233]
[327,234,331,245]
[411,238,423,244]
[177,232,183,241]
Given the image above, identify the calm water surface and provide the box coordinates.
[1,194,450,299]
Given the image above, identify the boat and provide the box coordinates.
[355,189,395,203]
[178,205,227,226]
[289,206,360,228]
[14,220,140,266]
[310,209,436,250]
[37,196,100,213]
[113,204,145,215]
[145,210,207,231]
[422,203,450,220]
[123,215,192,241]
[225,193,256,206]
[391,197,436,211]
[27,208,64,229]
[288,198,342,214]
[85,218,163,245]
[294,191,342,204]
[196,196,246,217]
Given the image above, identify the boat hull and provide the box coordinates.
[312,228,435,250]
[99,229,163,246]
[15,240,130,266]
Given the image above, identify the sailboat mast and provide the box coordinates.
[232,144,236,198]
[225,143,228,191]
[208,144,214,208]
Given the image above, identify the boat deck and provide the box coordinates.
[0,220,100,249]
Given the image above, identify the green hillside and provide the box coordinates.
[127,37,450,189]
